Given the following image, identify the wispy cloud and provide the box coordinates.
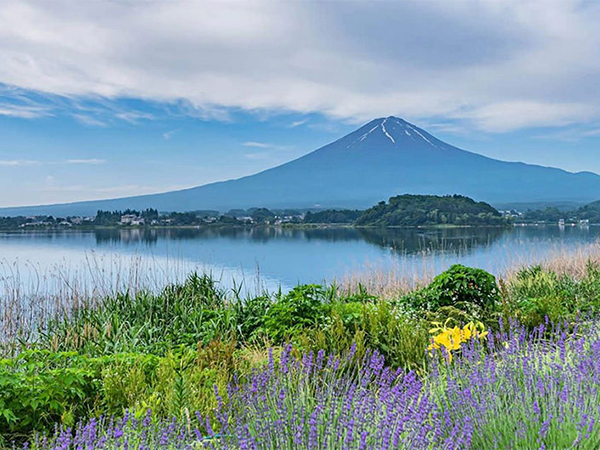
[0,159,41,166]
[242,141,291,151]
[533,124,600,142]
[66,159,106,165]
[162,129,179,140]
[0,103,52,119]
[242,141,272,149]
[583,129,600,137]
[72,114,107,127]
[244,152,271,160]
[115,111,155,123]
[0,159,106,167]
[290,119,308,128]
[0,86,158,127]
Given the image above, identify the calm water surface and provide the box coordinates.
[0,226,598,294]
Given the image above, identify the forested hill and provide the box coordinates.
[576,200,600,222]
[355,194,506,227]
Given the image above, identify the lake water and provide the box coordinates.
[0,225,598,296]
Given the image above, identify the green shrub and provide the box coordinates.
[231,294,272,341]
[0,351,101,438]
[359,302,430,371]
[331,301,364,332]
[264,285,330,342]
[404,264,499,316]
[0,345,268,442]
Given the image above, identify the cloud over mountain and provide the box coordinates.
[0,0,599,131]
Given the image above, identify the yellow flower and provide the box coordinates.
[428,321,488,363]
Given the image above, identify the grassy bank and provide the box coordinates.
[3,247,600,447]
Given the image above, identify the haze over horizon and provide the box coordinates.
[1,0,600,208]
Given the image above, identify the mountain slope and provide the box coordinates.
[3,117,600,216]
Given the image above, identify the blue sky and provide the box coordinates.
[1,0,600,208]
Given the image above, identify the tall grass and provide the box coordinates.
[0,252,264,354]
[339,241,600,300]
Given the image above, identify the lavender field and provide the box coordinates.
[20,322,600,449]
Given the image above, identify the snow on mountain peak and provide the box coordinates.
[345,116,442,151]
[380,118,396,144]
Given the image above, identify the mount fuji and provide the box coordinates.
[3,116,600,216]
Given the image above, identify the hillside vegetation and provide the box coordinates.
[355,194,506,227]
[577,199,600,222]
[518,198,600,224]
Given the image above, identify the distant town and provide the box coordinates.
[0,207,308,230]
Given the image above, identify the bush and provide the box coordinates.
[0,345,266,442]
[231,294,272,342]
[404,264,499,316]
[264,285,331,342]
[0,351,101,439]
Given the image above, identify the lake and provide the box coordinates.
[1,225,598,296]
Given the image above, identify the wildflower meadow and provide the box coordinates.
[3,259,600,449]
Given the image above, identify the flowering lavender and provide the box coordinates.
[203,345,469,449]
[432,320,600,449]
[26,320,600,449]
[208,322,600,449]
[23,412,204,450]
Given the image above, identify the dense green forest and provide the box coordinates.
[355,194,508,227]
[519,200,600,223]
[520,207,566,223]
[576,200,600,222]
[303,209,362,224]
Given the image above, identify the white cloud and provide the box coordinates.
[0,159,40,166]
[242,141,291,152]
[114,111,154,123]
[0,103,51,118]
[0,158,106,166]
[66,159,106,165]
[71,113,107,127]
[452,101,597,132]
[243,153,265,160]
[583,128,600,137]
[242,141,272,149]
[290,119,308,128]
[0,0,599,131]
[162,129,179,140]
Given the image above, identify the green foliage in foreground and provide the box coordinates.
[0,345,253,440]
[4,261,600,442]
[402,264,500,318]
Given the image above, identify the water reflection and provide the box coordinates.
[1,225,599,294]
[91,226,511,255]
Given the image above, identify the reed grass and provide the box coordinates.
[339,240,600,299]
